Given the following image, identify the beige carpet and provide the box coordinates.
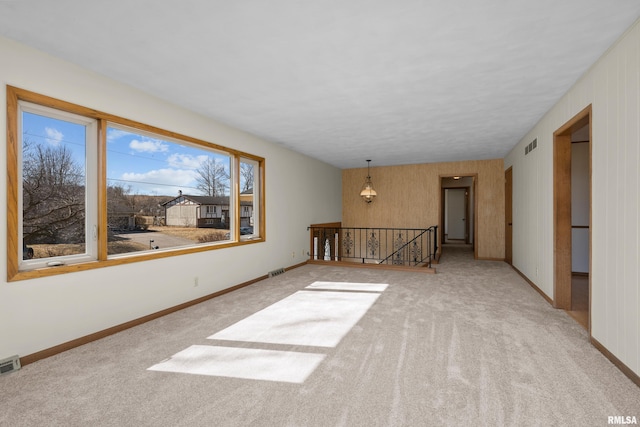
[1,245,639,426]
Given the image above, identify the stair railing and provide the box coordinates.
[308,225,438,268]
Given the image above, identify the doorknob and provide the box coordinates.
[508,223,512,226]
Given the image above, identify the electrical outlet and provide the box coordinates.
[194,277,199,287]
[292,251,295,258]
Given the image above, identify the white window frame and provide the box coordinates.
[239,157,260,240]
[18,101,99,271]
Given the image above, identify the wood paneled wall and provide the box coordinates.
[342,159,505,259]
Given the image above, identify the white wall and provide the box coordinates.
[505,20,639,376]
[0,36,342,359]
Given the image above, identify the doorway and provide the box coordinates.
[440,175,477,259]
[553,105,591,331]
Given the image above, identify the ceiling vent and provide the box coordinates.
[0,355,21,376]
[525,138,538,155]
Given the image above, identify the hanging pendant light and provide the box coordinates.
[360,160,377,203]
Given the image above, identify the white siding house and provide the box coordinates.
[163,194,253,228]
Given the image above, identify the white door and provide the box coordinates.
[447,189,466,240]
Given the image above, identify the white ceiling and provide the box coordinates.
[1,1,639,169]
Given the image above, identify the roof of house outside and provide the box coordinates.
[161,194,252,206]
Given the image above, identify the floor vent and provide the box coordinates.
[268,268,286,278]
[0,355,21,376]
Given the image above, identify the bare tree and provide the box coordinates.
[106,184,170,231]
[106,183,134,230]
[240,162,254,192]
[22,143,85,244]
[195,157,229,196]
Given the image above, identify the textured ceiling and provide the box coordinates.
[1,1,639,169]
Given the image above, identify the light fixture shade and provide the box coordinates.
[360,182,377,202]
[360,160,376,203]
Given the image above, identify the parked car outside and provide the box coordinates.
[224,227,253,240]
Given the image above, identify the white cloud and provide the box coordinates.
[167,153,209,169]
[107,128,132,143]
[45,127,64,146]
[129,139,169,153]
[120,168,197,196]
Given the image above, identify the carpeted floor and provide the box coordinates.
[1,245,638,426]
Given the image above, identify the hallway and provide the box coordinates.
[567,275,589,329]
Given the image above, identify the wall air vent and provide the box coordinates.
[0,355,21,376]
[525,138,538,155]
[268,268,286,278]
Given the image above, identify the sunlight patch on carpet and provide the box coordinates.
[208,290,381,347]
[305,281,388,292]
[148,345,326,383]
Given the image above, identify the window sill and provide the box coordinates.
[8,237,264,282]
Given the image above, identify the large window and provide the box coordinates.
[106,124,233,256]
[7,87,265,280]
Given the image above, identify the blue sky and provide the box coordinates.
[106,126,230,196]
[23,111,230,197]
[23,111,86,162]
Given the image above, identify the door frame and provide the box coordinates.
[439,174,478,259]
[553,105,591,329]
[505,167,513,265]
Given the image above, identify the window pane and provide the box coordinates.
[106,125,232,256]
[21,111,87,260]
[240,158,258,238]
